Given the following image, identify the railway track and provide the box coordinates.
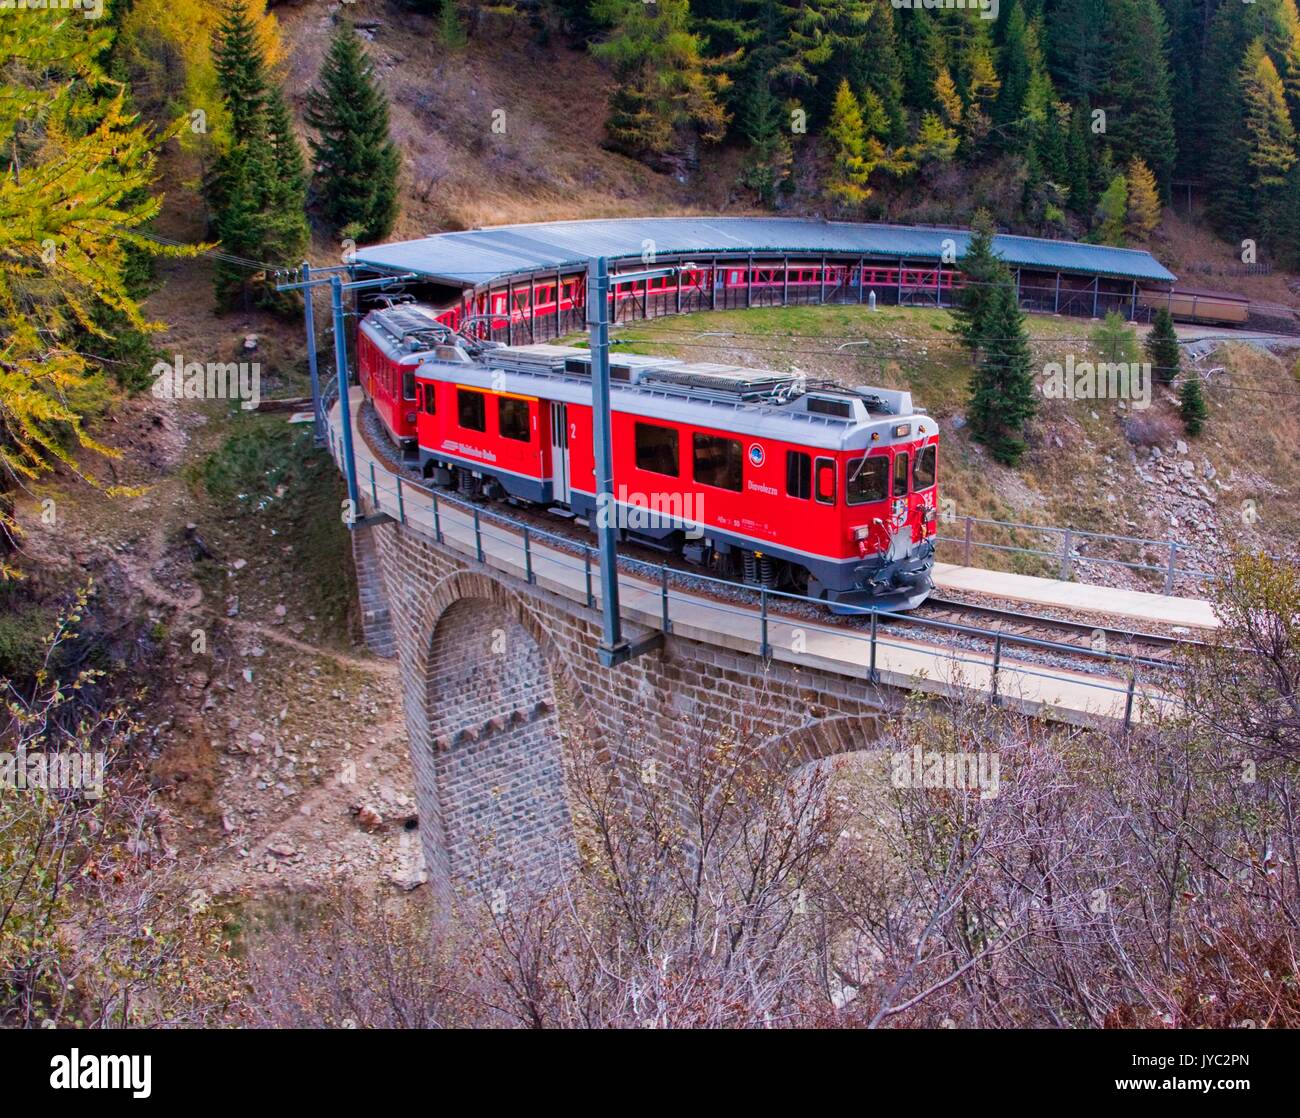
[908,596,1197,662]
[358,402,1192,681]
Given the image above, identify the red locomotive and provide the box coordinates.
[357,302,938,611]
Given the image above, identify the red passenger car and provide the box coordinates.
[411,344,939,611]
[356,302,451,446]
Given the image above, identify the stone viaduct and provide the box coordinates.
[351,508,894,903]
[314,216,1178,902]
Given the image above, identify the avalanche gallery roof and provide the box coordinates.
[352,216,1178,289]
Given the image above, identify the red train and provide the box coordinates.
[357,301,938,611]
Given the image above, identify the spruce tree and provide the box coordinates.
[208,0,307,311]
[1144,308,1181,385]
[739,77,793,207]
[1102,0,1177,190]
[305,20,401,243]
[211,0,268,144]
[1044,0,1107,104]
[1179,374,1208,435]
[968,281,1037,466]
[994,1,1033,144]
[952,210,1004,356]
[1065,101,1095,214]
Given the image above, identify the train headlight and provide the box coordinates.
[893,423,911,438]
[854,525,871,541]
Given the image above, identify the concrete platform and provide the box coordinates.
[933,563,1220,632]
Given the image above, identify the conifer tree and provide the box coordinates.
[1201,0,1300,235]
[952,210,1003,355]
[1065,101,1095,214]
[994,1,1033,142]
[823,79,872,209]
[208,0,307,310]
[934,67,963,130]
[1240,38,1298,246]
[967,282,1037,466]
[211,0,268,143]
[1144,308,1181,385]
[1179,374,1208,435]
[1044,0,1107,104]
[961,38,1002,155]
[1272,158,1300,268]
[1124,156,1161,241]
[1095,172,1128,245]
[915,111,959,167]
[305,20,401,243]
[1101,0,1177,189]
[739,77,793,207]
[591,0,730,165]
[440,0,467,49]
[1033,99,1070,187]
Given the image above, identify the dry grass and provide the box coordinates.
[275,2,749,237]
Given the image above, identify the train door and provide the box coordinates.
[550,402,570,504]
[889,451,911,561]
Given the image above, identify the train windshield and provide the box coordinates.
[914,445,937,490]
[846,456,889,505]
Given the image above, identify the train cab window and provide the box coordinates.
[635,422,679,477]
[893,452,910,498]
[422,384,436,415]
[846,456,889,505]
[786,451,811,500]
[814,458,836,504]
[914,445,937,490]
[693,433,743,492]
[498,396,530,442]
[402,369,416,400]
[457,388,486,432]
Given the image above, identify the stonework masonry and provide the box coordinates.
[352,514,897,904]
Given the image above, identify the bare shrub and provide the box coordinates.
[241,551,1300,1028]
[1,586,242,1028]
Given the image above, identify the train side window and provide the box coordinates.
[402,369,416,400]
[786,451,811,500]
[914,445,937,490]
[635,422,679,477]
[498,396,530,442]
[846,456,889,505]
[814,457,836,504]
[893,452,910,497]
[457,389,486,432]
[422,384,436,415]
[693,433,743,492]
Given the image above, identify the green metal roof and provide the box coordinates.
[352,216,1177,287]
